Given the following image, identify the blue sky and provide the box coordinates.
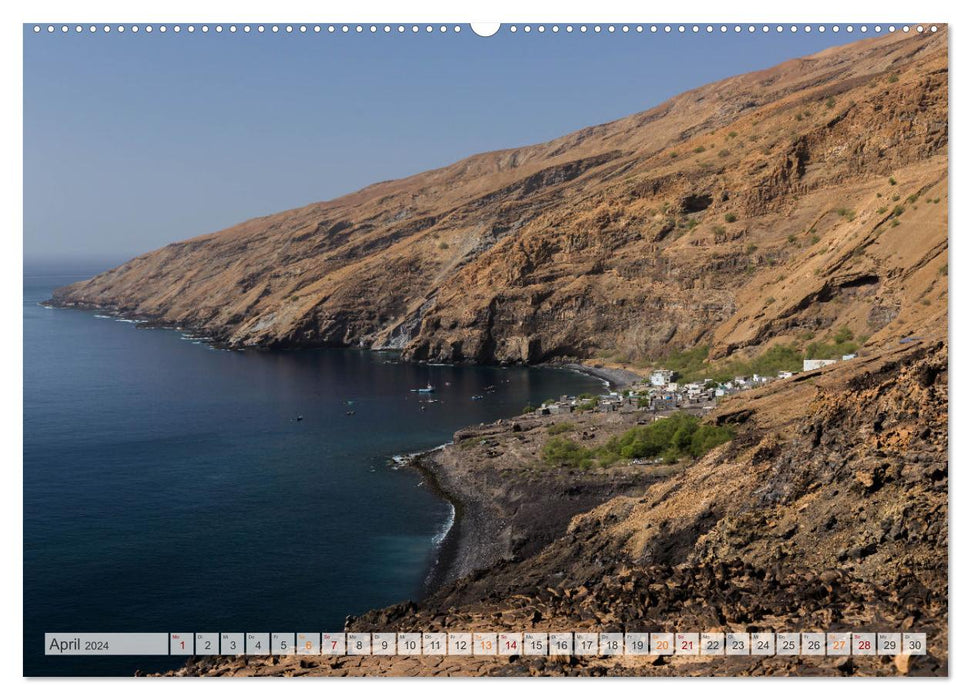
[24,26,869,263]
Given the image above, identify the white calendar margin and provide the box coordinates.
[4,1,961,700]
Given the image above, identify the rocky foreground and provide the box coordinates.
[53,30,947,369]
[166,336,947,677]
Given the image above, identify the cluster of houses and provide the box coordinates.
[535,354,858,417]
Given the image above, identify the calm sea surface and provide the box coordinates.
[23,266,603,676]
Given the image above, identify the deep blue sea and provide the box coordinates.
[23,265,603,677]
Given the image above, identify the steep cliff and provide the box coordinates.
[52,30,947,367]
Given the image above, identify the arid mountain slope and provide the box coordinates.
[53,30,948,366]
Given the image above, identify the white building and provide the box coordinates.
[803,358,838,371]
[650,369,675,387]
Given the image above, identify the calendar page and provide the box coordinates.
[19,1,949,684]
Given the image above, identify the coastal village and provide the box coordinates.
[533,353,858,418]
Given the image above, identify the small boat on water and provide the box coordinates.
[471,394,484,401]
[412,382,436,394]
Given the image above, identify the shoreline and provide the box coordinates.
[406,444,504,596]
[551,362,644,390]
[406,449,466,596]
[402,409,667,601]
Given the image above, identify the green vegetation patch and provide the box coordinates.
[656,345,710,380]
[542,436,595,469]
[541,413,734,469]
[650,330,861,384]
[601,413,733,464]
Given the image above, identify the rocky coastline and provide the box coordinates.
[408,411,669,590]
[163,337,947,677]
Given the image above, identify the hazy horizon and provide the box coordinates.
[25,25,871,262]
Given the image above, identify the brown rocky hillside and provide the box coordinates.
[53,30,948,367]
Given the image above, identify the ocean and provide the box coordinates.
[22,265,604,676]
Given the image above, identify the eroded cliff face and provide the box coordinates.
[52,30,947,366]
